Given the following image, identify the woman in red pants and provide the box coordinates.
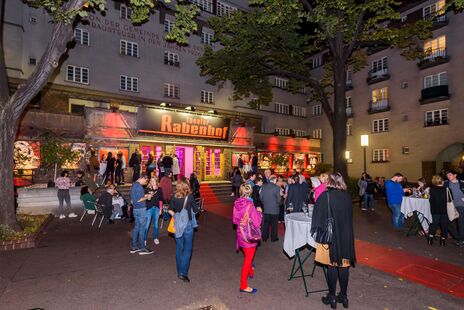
[233,183,263,294]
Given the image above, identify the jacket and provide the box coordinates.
[233,197,262,250]
[285,183,310,212]
[252,185,263,208]
[444,179,464,194]
[311,189,356,266]
[314,183,326,202]
[162,156,173,168]
[159,176,173,202]
[429,185,447,215]
[259,182,281,215]
[231,174,243,187]
[385,180,403,205]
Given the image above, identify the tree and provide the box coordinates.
[197,0,462,177]
[0,0,199,229]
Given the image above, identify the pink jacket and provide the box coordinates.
[314,183,326,202]
[233,197,262,250]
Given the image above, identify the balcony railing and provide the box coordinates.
[345,107,353,117]
[425,118,448,127]
[431,14,448,29]
[418,48,450,69]
[368,99,390,114]
[367,68,390,85]
[420,85,449,104]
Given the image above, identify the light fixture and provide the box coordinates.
[208,109,218,115]
[160,102,171,107]
[345,151,351,160]
[360,135,369,147]
[185,106,196,111]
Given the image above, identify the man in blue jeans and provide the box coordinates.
[445,170,464,247]
[130,174,153,255]
[385,173,411,229]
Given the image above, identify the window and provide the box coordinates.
[164,19,173,33]
[346,124,352,136]
[120,40,139,57]
[201,31,213,45]
[217,1,237,17]
[274,77,288,89]
[294,130,307,137]
[345,97,352,109]
[372,118,389,133]
[346,70,352,85]
[201,90,214,103]
[120,5,131,20]
[66,65,89,84]
[164,51,180,66]
[164,83,180,98]
[312,55,322,69]
[74,28,89,46]
[189,0,213,13]
[371,57,388,73]
[120,75,138,92]
[29,15,37,24]
[312,104,322,116]
[372,87,388,102]
[312,129,323,139]
[275,128,291,136]
[292,106,307,117]
[373,149,390,162]
[424,35,446,59]
[423,0,445,19]
[424,72,447,88]
[274,102,290,115]
[425,108,448,126]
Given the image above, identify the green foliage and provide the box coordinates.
[346,177,359,199]
[39,133,81,169]
[0,214,49,241]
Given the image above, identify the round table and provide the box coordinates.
[401,197,432,231]
[283,211,315,258]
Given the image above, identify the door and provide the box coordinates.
[422,161,436,183]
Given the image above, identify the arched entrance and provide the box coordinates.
[422,143,464,182]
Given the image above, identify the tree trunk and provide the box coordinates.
[0,106,21,230]
[332,58,348,177]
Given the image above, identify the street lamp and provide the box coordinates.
[360,135,369,173]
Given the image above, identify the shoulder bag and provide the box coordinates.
[314,191,334,245]
[446,188,460,221]
[239,203,261,243]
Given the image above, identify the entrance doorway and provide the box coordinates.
[175,146,194,178]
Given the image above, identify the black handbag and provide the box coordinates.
[314,191,334,244]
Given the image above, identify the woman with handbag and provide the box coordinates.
[168,182,198,283]
[232,183,263,294]
[428,175,450,246]
[311,173,356,309]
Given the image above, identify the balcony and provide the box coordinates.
[345,107,353,118]
[367,68,390,85]
[345,80,353,90]
[418,48,450,70]
[424,117,448,127]
[431,14,449,29]
[420,85,450,104]
[368,99,390,114]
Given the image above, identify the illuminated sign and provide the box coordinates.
[137,108,230,141]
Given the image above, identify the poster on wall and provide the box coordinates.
[14,141,41,169]
[98,147,129,166]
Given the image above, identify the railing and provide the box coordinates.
[424,48,447,61]
[367,68,390,84]
[421,85,449,102]
[368,99,390,113]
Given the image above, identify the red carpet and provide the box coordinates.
[202,198,464,298]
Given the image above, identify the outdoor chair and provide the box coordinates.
[92,203,106,228]
[80,199,97,222]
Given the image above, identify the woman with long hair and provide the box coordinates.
[233,183,263,294]
[311,173,356,309]
[145,177,164,246]
[168,181,198,282]
[189,173,201,199]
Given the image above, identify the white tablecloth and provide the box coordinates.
[283,211,316,258]
[400,197,432,231]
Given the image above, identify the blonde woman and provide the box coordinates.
[233,183,263,294]
[168,182,198,282]
[314,173,329,202]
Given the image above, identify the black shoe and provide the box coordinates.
[427,235,434,246]
[262,238,268,242]
[440,238,446,247]
[108,219,115,224]
[178,275,190,283]
[321,295,337,309]
[336,294,349,308]
[271,238,279,242]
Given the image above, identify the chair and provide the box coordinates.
[80,199,97,222]
[92,203,106,228]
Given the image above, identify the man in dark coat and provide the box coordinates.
[251,153,258,174]
[259,175,281,242]
[162,154,173,176]
[129,149,142,182]
[285,174,310,212]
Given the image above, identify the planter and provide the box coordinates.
[0,214,54,252]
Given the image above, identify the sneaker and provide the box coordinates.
[87,210,95,215]
[361,208,367,211]
[68,213,78,218]
[154,239,160,245]
[370,208,375,211]
[139,248,154,255]
[130,248,141,254]
[59,214,66,220]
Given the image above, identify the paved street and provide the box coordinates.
[0,201,463,310]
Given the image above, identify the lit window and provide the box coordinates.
[424,35,446,59]
[423,0,445,19]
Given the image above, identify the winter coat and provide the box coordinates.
[233,197,262,250]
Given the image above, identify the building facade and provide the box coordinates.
[308,0,464,181]
[3,0,321,182]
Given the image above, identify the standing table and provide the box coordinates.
[283,211,328,296]
[401,197,432,236]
